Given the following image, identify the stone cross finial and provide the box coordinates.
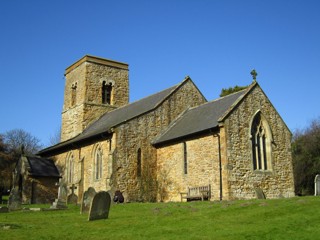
[250,69,258,82]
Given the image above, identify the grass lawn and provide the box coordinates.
[1,196,320,240]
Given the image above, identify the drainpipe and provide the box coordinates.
[214,133,223,201]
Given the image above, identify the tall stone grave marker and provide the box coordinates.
[81,187,96,214]
[315,174,320,196]
[88,191,111,221]
[8,187,22,211]
[51,179,68,209]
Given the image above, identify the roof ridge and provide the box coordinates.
[218,82,257,122]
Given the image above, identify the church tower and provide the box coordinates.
[61,55,129,141]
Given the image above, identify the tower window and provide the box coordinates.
[251,112,273,171]
[71,83,77,106]
[102,81,112,104]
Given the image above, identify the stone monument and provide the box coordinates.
[80,187,96,214]
[50,179,68,209]
[88,191,111,221]
[67,184,78,205]
[7,187,22,211]
[315,174,320,196]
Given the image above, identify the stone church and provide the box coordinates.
[39,55,295,202]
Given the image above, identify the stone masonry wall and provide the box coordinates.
[223,84,295,200]
[156,134,220,202]
[61,60,129,141]
[22,177,58,204]
[113,79,207,202]
[52,79,206,203]
[51,137,114,203]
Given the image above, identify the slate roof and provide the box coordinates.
[152,87,250,145]
[26,156,60,177]
[39,78,190,155]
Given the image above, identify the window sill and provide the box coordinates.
[253,170,273,175]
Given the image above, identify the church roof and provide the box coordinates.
[26,156,60,178]
[39,78,193,155]
[153,87,250,145]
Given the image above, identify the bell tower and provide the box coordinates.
[61,55,129,141]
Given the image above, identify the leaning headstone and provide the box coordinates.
[50,180,68,209]
[0,206,9,213]
[254,188,266,199]
[314,174,320,196]
[88,191,111,221]
[81,187,96,214]
[8,187,22,211]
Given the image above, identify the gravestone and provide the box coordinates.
[0,206,9,213]
[67,184,78,205]
[51,179,68,209]
[315,174,320,196]
[7,187,22,211]
[254,188,266,199]
[88,191,111,221]
[81,187,96,214]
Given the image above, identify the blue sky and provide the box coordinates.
[0,0,319,146]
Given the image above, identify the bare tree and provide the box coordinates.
[48,127,61,146]
[3,129,43,157]
[0,135,15,200]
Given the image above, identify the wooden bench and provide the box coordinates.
[180,185,211,202]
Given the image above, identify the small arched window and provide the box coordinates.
[251,112,273,171]
[102,81,112,104]
[95,147,103,180]
[137,148,142,177]
[183,142,188,174]
[67,153,74,183]
[71,83,77,106]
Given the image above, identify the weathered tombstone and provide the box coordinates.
[50,179,68,209]
[0,206,9,213]
[314,174,320,196]
[88,191,111,221]
[80,187,96,214]
[67,184,78,205]
[254,188,266,199]
[7,187,22,211]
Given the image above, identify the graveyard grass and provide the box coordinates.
[1,196,320,239]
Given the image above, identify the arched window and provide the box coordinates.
[95,147,103,180]
[67,153,74,183]
[183,142,188,174]
[102,81,112,104]
[251,112,273,171]
[137,148,142,177]
[71,83,77,106]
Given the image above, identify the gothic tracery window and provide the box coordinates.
[102,81,112,104]
[251,112,272,171]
